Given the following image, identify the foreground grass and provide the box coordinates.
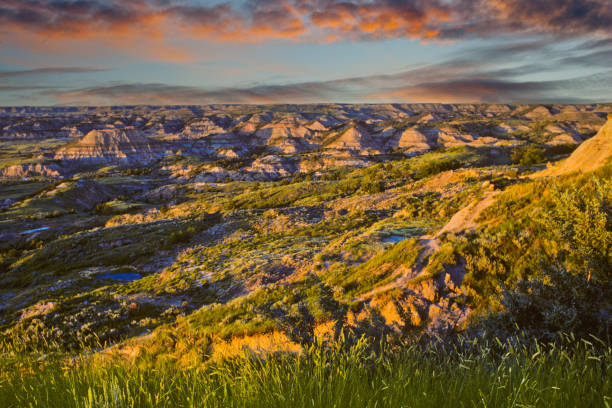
[1,336,610,408]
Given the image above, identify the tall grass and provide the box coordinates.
[1,335,610,407]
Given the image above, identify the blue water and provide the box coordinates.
[382,235,407,243]
[21,226,50,235]
[97,273,143,282]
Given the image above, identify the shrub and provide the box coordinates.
[360,177,384,194]
[494,264,609,341]
[540,178,612,284]
[545,143,577,157]
[464,174,612,340]
[511,145,546,166]
[414,158,461,179]
[168,226,197,245]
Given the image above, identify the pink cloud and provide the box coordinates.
[0,0,609,61]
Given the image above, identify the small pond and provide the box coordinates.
[382,235,407,243]
[21,226,50,235]
[96,273,143,282]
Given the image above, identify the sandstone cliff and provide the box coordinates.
[55,128,160,163]
[539,115,612,176]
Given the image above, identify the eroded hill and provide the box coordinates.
[0,104,610,360]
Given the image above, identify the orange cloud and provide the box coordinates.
[0,0,610,61]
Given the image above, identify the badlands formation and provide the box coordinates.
[0,103,607,181]
[1,103,611,358]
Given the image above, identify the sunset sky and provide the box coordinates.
[0,0,611,106]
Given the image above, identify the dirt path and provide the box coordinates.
[435,191,499,237]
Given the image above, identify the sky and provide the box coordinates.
[0,0,611,106]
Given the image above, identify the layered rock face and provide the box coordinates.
[395,128,436,153]
[0,163,62,178]
[55,128,160,163]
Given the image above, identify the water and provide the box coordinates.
[21,226,50,235]
[382,235,407,243]
[97,273,143,282]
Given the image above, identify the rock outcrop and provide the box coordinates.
[55,128,160,163]
[539,115,612,176]
[0,163,63,178]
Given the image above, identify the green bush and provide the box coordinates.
[168,226,197,245]
[477,264,610,342]
[458,171,612,343]
[360,177,384,194]
[511,145,546,166]
[414,158,461,179]
[541,178,612,284]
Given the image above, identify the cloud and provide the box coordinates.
[558,49,612,67]
[368,78,578,103]
[2,2,609,103]
[0,1,190,61]
[0,0,610,55]
[41,81,345,105]
[482,0,612,35]
[40,57,612,105]
[0,67,108,78]
[577,37,612,50]
[0,83,52,91]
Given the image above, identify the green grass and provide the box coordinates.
[222,146,499,212]
[10,214,219,270]
[0,336,609,408]
[331,238,421,296]
[0,181,48,201]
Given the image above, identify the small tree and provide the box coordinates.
[511,145,546,166]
